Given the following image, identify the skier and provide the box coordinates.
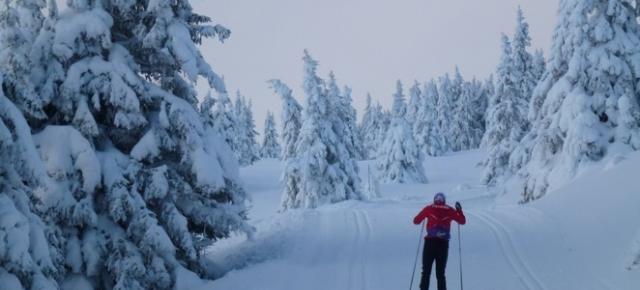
[413,192,466,290]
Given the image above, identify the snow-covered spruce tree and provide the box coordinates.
[477,79,490,123]
[437,70,466,152]
[527,0,575,125]
[483,74,495,107]
[359,93,382,159]
[330,83,364,198]
[268,79,301,160]
[326,72,364,160]
[407,81,423,125]
[531,49,546,87]
[446,68,485,152]
[436,75,454,153]
[472,78,490,145]
[516,0,640,201]
[509,2,569,178]
[242,98,260,164]
[29,0,64,117]
[211,90,240,152]
[360,96,389,160]
[0,75,58,290]
[232,93,249,162]
[269,79,302,205]
[376,80,427,184]
[260,111,281,159]
[13,1,251,289]
[497,8,538,172]
[451,80,485,151]
[481,34,529,186]
[414,80,443,156]
[412,82,428,153]
[341,86,365,160]
[508,50,545,175]
[234,92,260,165]
[281,51,363,209]
[511,7,537,103]
[0,0,47,123]
[375,103,391,154]
[451,67,465,106]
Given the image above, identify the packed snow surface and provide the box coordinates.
[202,150,639,290]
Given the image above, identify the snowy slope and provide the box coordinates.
[201,150,639,290]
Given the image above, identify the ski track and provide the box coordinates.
[359,209,372,290]
[346,209,372,290]
[470,211,548,290]
[347,210,359,289]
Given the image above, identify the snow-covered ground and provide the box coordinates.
[201,150,640,290]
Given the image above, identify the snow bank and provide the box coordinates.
[202,210,307,279]
[497,150,640,288]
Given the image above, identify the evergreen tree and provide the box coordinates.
[0,1,251,289]
[30,0,64,117]
[361,97,389,160]
[0,0,47,122]
[511,7,537,103]
[326,72,364,159]
[269,79,302,206]
[359,93,382,159]
[531,49,546,85]
[341,86,365,160]
[516,0,640,201]
[436,75,454,153]
[211,90,240,153]
[269,79,301,161]
[281,51,363,209]
[414,80,443,156]
[483,74,495,108]
[451,67,465,106]
[473,78,490,137]
[499,8,538,175]
[407,81,423,125]
[260,111,281,159]
[234,93,260,166]
[446,68,489,152]
[0,74,58,290]
[331,83,364,197]
[244,98,260,164]
[482,34,529,186]
[376,104,391,153]
[451,80,485,151]
[376,81,427,184]
[509,50,546,176]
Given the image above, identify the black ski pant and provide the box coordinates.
[420,238,449,290]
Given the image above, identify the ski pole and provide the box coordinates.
[458,223,464,290]
[409,220,425,290]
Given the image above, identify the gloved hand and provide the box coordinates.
[455,202,462,211]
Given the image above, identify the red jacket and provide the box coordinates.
[413,203,466,240]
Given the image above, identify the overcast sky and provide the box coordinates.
[194,0,559,132]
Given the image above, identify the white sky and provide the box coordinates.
[193,0,560,132]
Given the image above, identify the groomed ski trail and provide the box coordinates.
[346,209,372,290]
[470,210,548,290]
[203,152,555,290]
